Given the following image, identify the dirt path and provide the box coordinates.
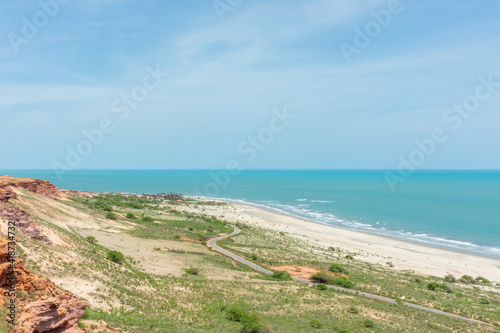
[208,226,494,327]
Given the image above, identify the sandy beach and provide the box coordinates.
[179,200,500,284]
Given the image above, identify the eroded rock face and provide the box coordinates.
[0,176,59,201]
[0,176,59,244]
[0,205,52,244]
[0,238,89,332]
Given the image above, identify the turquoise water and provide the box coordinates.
[3,170,500,258]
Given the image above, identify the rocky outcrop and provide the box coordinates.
[0,238,89,332]
[0,176,58,244]
[0,186,18,203]
[0,205,51,244]
[0,176,59,202]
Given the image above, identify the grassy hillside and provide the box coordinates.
[5,189,500,332]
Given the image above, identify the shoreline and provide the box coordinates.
[219,197,500,260]
[183,197,500,283]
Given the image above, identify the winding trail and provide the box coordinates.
[207,226,493,327]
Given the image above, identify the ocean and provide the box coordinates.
[3,169,499,258]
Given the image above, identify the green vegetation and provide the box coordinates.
[476,276,490,283]
[316,283,328,291]
[311,272,354,288]
[459,275,476,284]
[363,319,376,328]
[310,319,324,329]
[329,263,349,275]
[106,250,125,264]
[13,190,499,333]
[427,282,453,293]
[105,212,117,220]
[226,307,270,333]
[185,267,200,275]
[85,236,97,244]
[444,274,457,283]
[126,212,137,219]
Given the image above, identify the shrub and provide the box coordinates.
[126,212,136,219]
[444,274,457,283]
[316,283,328,290]
[480,298,490,304]
[241,312,269,333]
[142,216,154,223]
[227,307,247,322]
[345,254,354,260]
[174,235,181,240]
[476,276,490,283]
[311,272,329,284]
[86,236,97,244]
[427,282,440,291]
[310,319,324,329]
[363,319,375,328]
[270,270,292,281]
[105,212,118,220]
[331,276,354,288]
[251,254,258,260]
[107,250,125,264]
[414,278,422,284]
[329,263,348,275]
[198,234,209,242]
[348,306,358,314]
[226,307,270,333]
[459,275,476,284]
[185,267,199,275]
[103,205,113,212]
[427,282,453,293]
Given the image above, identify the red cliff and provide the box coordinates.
[0,238,89,332]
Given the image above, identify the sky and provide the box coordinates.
[1,0,499,170]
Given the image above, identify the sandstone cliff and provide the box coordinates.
[0,238,89,332]
[0,176,59,202]
[0,176,60,244]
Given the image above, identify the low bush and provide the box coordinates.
[331,276,354,288]
[363,319,376,328]
[251,254,258,260]
[142,216,154,223]
[476,276,490,283]
[270,270,292,281]
[226,307,271,333]
[311,272,329,284]
[126,212,136,219]
[311,272,354,288]
[86,236,97,244]
[444,274,457,283]
[105,212,118,220]
[185,267,200,275]
[459,275,476,284]
[310,319,323,329]
[427,282,453,293]
[317,283,328,290]
[227,307,246,322]
[107,250,125,264]
[348,306,358,314]
[329,263,349,275]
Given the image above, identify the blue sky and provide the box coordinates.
[1,0,499,170]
